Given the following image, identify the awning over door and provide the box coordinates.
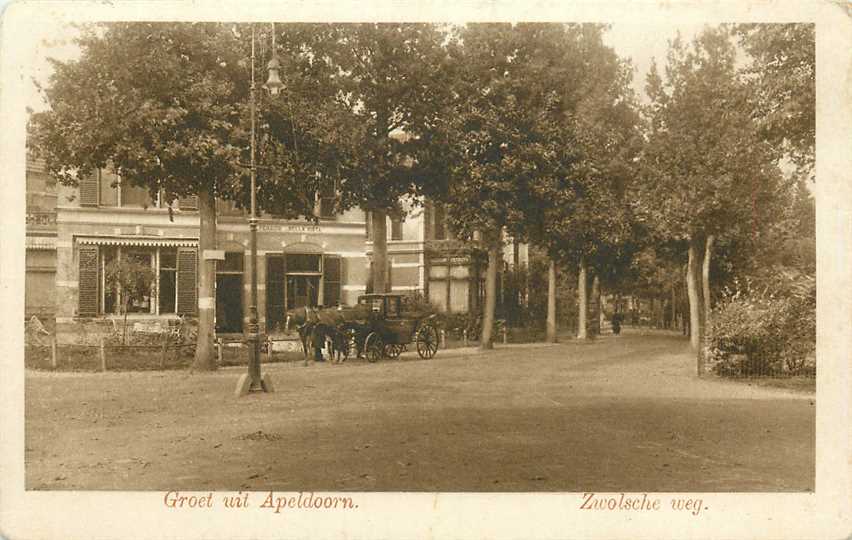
[77,236,198,247]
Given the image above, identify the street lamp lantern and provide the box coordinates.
[264,55,285,96]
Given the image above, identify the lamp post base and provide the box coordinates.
[234,372,275,397]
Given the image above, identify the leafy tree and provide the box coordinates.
[734,24,815,177]
[104,255,156,345]
[30,22,249,369]
[436,23,640,345]
[290,23,456,293]
[438,23,567,349]
[520,24,640,340]
[636,28,788,371]
[30,22,349,369]
[254,24,379,220]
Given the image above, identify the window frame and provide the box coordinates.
[390,214,403,241]
[97,245,184,317]
[94,169,169,209]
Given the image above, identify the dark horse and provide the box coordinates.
[301,322,349,362]
[286,307,348,363]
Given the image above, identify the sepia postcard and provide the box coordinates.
[1,1,850,539]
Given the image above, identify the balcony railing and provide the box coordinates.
[26,211,57,227]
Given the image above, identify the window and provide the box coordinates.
[83,168,166,208]
[366,211,403,241]
[81,245,196,317]
[218,252,245,273]
[387,296,401,317]
[124,251,154,313]
[391,214,403,241]
[318,179,338,219]
[99,170,119,207]
[286,254,321,273]
[121,183,153,207]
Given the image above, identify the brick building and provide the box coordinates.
[24,159,526,342]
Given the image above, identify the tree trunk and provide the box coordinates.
[671,280,677,331]
[577,257,588,340]
[479,242,500,350]
[371,209,388,294]
[590,273,600,337]
[546,257,557,343]
[193,188,217,370]
[512,241,521,324]
[683,264,690,336]
[702,234,715,335]
[686,237,705,374]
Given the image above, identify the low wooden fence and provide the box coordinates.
[215,336,304,367]
[25,336,307,372]
[24,339,195,371]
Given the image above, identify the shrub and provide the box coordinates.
[401,291,439,317]
[432,312,507,341]
[706,269,815,376]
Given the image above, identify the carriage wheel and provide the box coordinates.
[416,324,439,359]
[385,343,404,359]
[365,332,384,363]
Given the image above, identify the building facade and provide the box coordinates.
[25,160,526,342]
[24,157,58,321]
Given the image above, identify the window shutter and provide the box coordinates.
[79,171,99,207]
[77,245,99,317]
[176,248,198,315]
[178,195,198,211]
[322,255,342,307]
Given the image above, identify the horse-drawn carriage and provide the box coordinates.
[350,293,440,362]
[286,293,440,362]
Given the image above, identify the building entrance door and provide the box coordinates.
[216,274,243,333]
[215,252,244,334]
[286,275,319,310]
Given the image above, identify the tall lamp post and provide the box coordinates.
[236,23,284,397]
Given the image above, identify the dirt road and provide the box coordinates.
[25,332,814,491]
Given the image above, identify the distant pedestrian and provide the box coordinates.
[611,312,623,335]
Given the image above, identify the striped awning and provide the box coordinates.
[77,236,198,248]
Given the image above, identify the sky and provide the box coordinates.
[22,20,706,113]
[604,22,705,101]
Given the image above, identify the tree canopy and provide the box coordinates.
[635,28,787,245]
[734,23,815,177]
[31,23,247,205]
